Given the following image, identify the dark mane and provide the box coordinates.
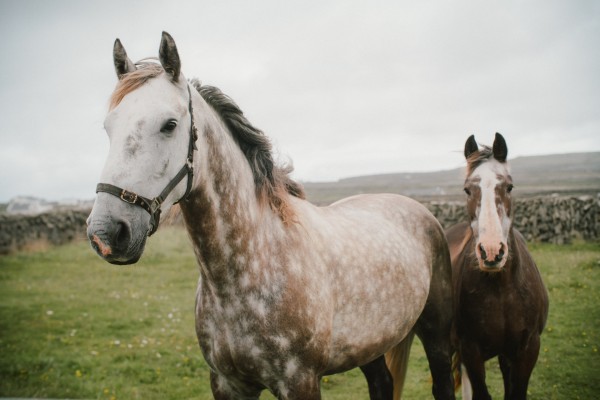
[191,79,305,223]
[466,145,493,177]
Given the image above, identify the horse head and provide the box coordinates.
[87,32,198,264]
[463,133,513,271]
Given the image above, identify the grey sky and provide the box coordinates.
[1,0,598,202]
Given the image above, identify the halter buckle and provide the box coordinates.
[120,190,138,204]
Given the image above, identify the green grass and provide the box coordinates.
[0,227,598,399]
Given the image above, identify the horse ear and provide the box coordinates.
[464,135,479,159]
[492,132,508,162]
[159,31,181,82]
[113,39,136,79]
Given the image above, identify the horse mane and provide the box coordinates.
[191,79,305,224]
[465,145,493,177]
[107,62,305,224]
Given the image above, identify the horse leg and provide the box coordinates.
[506,336,541,400]
[460,345,491,400]
[210,370,261,400]
[274,375,322,400]
[461,363,473,400]
[415,320,455,400]
[498,355,512,399]
[414,243,456,400]
[360,355,394,400]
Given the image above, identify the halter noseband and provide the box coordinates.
[96,85,198,236]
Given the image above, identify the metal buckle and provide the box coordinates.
[120,190,138,204]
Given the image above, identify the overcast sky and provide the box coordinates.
[1,0,598,202]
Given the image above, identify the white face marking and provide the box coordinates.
[469,160,511,270]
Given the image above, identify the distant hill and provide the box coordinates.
[303,152,600,205]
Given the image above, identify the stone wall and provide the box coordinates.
[0,210,90,255]
[425,195,599,245]
[0,196,598,254]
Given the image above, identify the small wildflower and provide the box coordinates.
[156,352,162,358]
[75,370,82,378]
[91,350,99,356]
[46,310,54,316]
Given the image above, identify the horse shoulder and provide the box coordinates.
[510,228,550,329]
[445,222,473,271]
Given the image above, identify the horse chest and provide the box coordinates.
[195,271,330,384]
[458,272,538,354]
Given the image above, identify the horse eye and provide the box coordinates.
[464,187,471,196]
[507,184,514,193]
[161,119,178,133]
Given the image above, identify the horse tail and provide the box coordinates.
[452,351,461,391]
[451,352,473,400]
[385,330,415,400]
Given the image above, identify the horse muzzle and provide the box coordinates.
[475,241,507,272]
[87,199,150,265]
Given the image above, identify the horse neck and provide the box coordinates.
[504,227,524,278]
[179,108,284,283]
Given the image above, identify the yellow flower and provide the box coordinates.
[75,370,82,378]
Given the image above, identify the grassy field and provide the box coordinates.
[0,227,598,399]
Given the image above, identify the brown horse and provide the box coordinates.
[446,133,549,400]
[87,32,455,399]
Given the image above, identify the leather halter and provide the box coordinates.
[96,85,198,236]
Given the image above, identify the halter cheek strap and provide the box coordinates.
[96,84,198,236]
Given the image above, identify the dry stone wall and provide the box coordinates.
[0,196,598,254]
[0,210,89,255]
[425,195,599,245]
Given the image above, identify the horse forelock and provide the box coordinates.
[191,80,305,224]
[465,145,494,177]
[109,62,164,110]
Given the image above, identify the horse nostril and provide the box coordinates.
[478,243,487,261]
[113,220,132,250]
[495,243,506,262]
[90,237,100,253]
